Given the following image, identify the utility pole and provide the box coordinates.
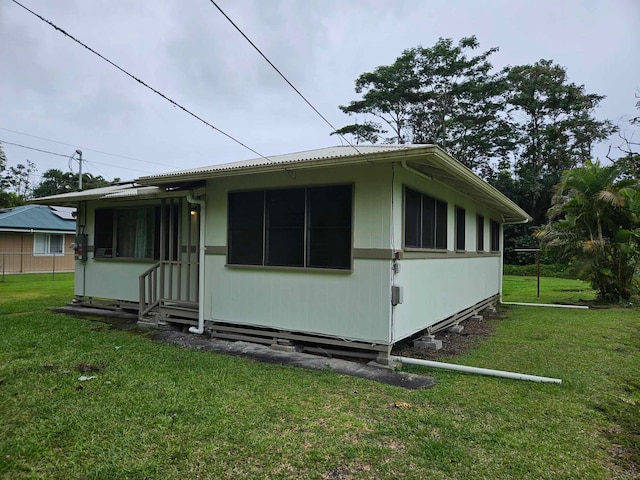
[76,149,83,191]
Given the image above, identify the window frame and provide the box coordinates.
[93,204,178,261]
[403,186,448,251]
[33,233,64,256]
[227,184,354,271]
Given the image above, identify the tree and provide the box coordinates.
[503,60,616,224]
[536,160,640,302]
[334,36,513,173]
[0,142,6,176]
[1,159,36,200]
[32,169,112,198]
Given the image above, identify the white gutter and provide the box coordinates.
[392,356,562,384]
[186,194,206,334]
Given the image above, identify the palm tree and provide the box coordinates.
[537,159,640,301]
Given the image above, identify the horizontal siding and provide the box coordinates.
[392,248,501,342]
[203,164,394,343]
[207,257,391,343]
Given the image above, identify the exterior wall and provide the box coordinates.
[0,231,75,273]
[74,198,194,301]
[391,165,503,342]
[203,163,394,344]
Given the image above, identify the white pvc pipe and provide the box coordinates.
[501,301,588,309]
[392,356,562,383]
[186,194,206,334]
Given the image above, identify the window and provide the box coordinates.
[455,206,466,251]
[476,215,485,251]
[490,220,500,252]
[404,187,447,249]
[94,205,178,259]
[33,233,64,255]
[228,185,353,270]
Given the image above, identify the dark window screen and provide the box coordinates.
[404,188,421,248]
[94,208,114,257]
[490,220,500,252]
[228,185,353,270]
[228,191,264,265]
[455,207,466,251]
[266,188,305,267]
[307,185,352,269]
[404,187,448,250]
[477,215,485,251]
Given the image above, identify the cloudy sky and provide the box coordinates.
[1,0,639,185]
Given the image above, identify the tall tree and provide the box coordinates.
[537,160,639,301]
[0,142,6,175]
[1,159,36,199]
[334,36,512,173]
[503,59,616,223]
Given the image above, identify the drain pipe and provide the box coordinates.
[186,194,206,334]
[392,356,562,383]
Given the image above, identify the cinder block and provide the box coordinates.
[270,343,298,353]
[448,324,464,333]
[412,336,442,351]
[470,314,483,321]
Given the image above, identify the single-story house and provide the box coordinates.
[0,204,76,274]
[32,145,530,360]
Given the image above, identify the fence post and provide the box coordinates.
[52,254,56,280]
[1,254,4,283]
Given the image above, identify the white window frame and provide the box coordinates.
[33,233,64,256]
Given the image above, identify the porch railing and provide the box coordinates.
[138,259,199,319]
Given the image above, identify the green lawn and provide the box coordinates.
[0,273,638,479]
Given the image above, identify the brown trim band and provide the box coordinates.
[352,248,394,260]
[205,245,227,255]
[402,250,500,260]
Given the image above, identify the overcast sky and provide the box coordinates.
[1,0,639,185]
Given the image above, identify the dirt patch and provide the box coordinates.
[392,309,502,359]
[77,362,105,373]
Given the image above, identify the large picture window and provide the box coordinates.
[228,185,353,270]
[404,187,447,250]
[33,233,64,255]
[94,205,178,259]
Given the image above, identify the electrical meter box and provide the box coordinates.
[72,234,88,261]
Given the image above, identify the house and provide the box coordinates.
[32,145,530,361]
[0,204,76,274]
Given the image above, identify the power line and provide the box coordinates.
[0,139,72,158]
[10,0,276,166]
[1,138,153,175]
[0,126,174,168]
[207,0,370,161]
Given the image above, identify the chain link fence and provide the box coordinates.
[1,252,75,281]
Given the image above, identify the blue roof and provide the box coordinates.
[0,205,76,232]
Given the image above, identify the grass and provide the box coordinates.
[1,273,638,479]
[502,274,597,305]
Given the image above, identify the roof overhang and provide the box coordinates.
[137,145,531,224]
[28,145,531,224]
[29,183,193,205]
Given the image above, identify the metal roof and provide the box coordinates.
[139,145,426,182]
[0,205,76,232]
[28,145,531,224]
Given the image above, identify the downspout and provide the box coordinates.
[187,194,206,334]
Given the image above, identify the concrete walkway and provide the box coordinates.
[154,330,435,390]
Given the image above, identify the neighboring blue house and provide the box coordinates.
[0,205,76,273]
